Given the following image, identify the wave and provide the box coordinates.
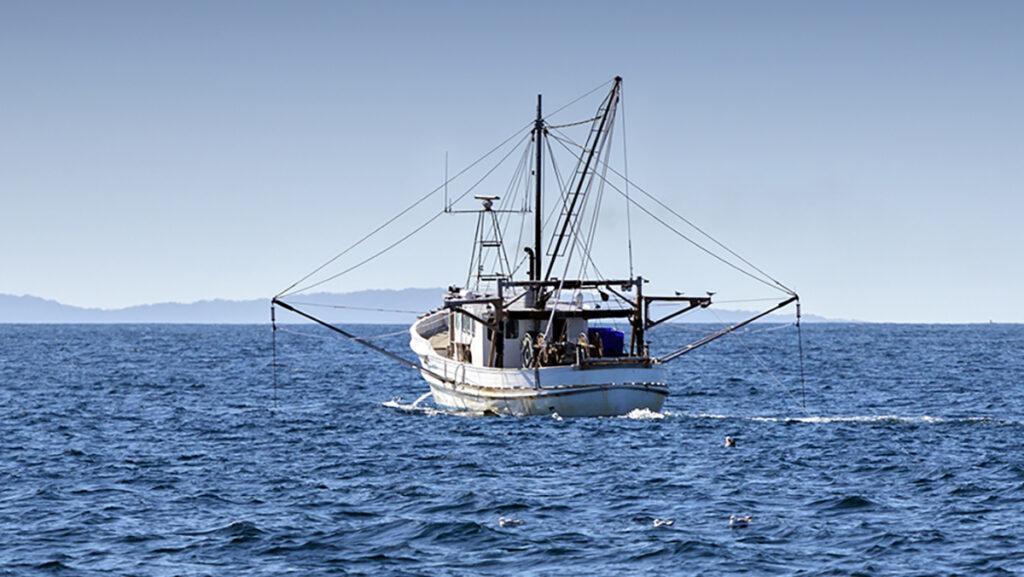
[617,408,671,420]
[380,400,1011,427]
[812,494,878,511]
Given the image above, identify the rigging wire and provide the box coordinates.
[277,78,615,300]
[576,108,617,280]
[542,113,619,342]
[481,142,532,283]
[546,115,602,129]
[275,325,410,342]
[594,144,794,295]
[796,302,807,409]
[543,92,612,262]
[286,132,532,295]
[621,86,635,279]
[708,307,809,415]
[544,85,619,281]
[540,129,609,280]
[507,139,532,277]
[547,132,790,295]
[283,301,423,314]
[649,297,785,306]
[271,304,278,410]
[545,79,615,122]
[276,125,533,298]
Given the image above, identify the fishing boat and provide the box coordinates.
[272,77,800,417]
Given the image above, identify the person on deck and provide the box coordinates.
[535,334,549,366]
[576,332,590,364]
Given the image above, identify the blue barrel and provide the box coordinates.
[588,327,625,357]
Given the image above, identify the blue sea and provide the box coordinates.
[1,324,1022,575]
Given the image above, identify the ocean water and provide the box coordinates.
[1,323,1022,576]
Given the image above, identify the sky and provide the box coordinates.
[1,1,1021,322]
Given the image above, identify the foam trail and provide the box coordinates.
[382,392,487,418]
[382,392,440,415]
[683,413,1003,425]
[618,408,671,420]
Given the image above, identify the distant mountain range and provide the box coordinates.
[0,289,841,324]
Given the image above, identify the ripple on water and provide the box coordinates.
[1,324,1022,575]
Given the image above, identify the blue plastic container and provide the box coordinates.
[588,327,625,357]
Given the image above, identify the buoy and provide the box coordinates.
[729,515,752,528]
[499,517,525,528]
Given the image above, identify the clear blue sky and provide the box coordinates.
[2,1,1021,322]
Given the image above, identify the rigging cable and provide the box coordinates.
[286,132,532,295]
[483,142,532,282]
[548,133,790,295]
[544,79,615,122]
[271,303,278,409]
[543,87,619,282]
[621,85,635,279]
[277,325,411,341]
[543,130,609,280]
[283,301,422,314]
[546,115,601,129]
[797,302,807,410]
[543,121,617,343]
[276,125,534,298]
[576,106,617,281]
[708,308,809,415]
[594,141,795,295]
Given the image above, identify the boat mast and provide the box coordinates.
[533,94,543,282]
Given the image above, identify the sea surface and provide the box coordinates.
[1,323,1022,576]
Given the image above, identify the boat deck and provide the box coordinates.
[429,330,449,356]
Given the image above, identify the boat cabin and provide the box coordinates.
[429,276,705,370]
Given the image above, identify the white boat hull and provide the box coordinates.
[410,312,667,417]
[425,376,667,417]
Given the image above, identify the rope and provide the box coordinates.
[548,134,788,294]
[549,128,795,296]
[621,85,635,279]
[739,322,796,335]
[546,115,601,129]
[276,326,338,341]
[543,134,608,281]
[271,304,278,409]
[275,71,611,298]
[287,132,532,295]
[545,79,615,122]
[649,297,784,306]
[576,107,616,280]
[709,308,808,414]
[708,297,786,304]
[602,157,794,295]
[543,85,619,280]
[284,301,422,314]
[276,125,534,298]
[797,302,807,409]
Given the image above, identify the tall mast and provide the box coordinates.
[533,94,543,281]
